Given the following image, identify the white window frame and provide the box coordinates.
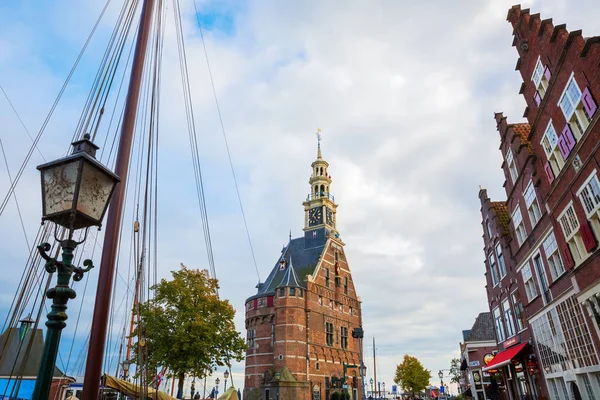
[543,231,565,281]
[506,148,518,183]
[512,205,527,246]
[522,263,538,302]
[503,298,516,338]
[533,252,551,304]
[558,201,588,265]
[489,253,499,287]
[524,180,542,227]
[531,56,549,98]
[493,306,506,343]
[541,120,565,177]
[558,73,591,140]
[577,170,600,238]
[486,219,493,239]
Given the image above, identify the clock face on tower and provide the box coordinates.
[326,208,335,227]
[308,207,323,226]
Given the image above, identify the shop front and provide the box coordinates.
[482,340,539,400]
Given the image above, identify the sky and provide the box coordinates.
[2,0,600,396]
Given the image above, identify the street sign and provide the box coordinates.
[392,385,397,394]
[343,384,348,389]
[440,386,445,394]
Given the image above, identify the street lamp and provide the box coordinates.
[370,378,373,397]
[382,382,386,398]
[122,359,131,381]
[191,379,196,399]
[224,370,229,391]
[438,370,444,397]
[32,134,120,400]
[215,377,220,398]
[360,363,367,397]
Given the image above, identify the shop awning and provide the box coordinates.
[482,342,528,371]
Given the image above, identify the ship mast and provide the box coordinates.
[81,0,157,398]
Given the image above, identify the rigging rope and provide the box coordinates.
[0,0,114,216]
[192,0,261,283]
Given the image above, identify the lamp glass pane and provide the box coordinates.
[42,162,78,215]
[77,162,115,222]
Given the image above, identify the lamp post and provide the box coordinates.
[438,370,444,397]
[360,363,367,400]
[122,359,131,381]
[224,370,229,391]
[382,382,385,398]
[370,378,373,397]
[215,377,220,398]
[31,134,120,400]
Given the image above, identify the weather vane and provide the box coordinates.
[316,128,322,147]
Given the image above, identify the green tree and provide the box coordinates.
[394,354,431,396]
[133,266,245,398]
[449,358,462,384]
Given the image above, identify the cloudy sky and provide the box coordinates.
[2,0,600,395]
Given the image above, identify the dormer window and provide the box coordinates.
[279,260,286,270]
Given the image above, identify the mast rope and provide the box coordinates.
[192,0,262,283]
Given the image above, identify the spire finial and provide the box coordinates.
[289,230,292,241]
[316,128,322,159]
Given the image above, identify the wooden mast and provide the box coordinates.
[373,337,377,398]
[81,0,157,398]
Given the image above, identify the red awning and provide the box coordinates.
[482,342,528,371]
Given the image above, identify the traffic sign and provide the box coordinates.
[440,386,445,394]
[392,385,397,394]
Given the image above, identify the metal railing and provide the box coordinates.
[306,192,335,202]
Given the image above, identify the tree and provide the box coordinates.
[394,355,431,396]
[133,265,245,398]
[449,358,462,384]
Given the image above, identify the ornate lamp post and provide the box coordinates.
[224,370,229,391]
[382,382,385,398]
[370,378,373,397]
[215,377,220,398]
[191,379,196,399]
[360,363,367,399]
[438,370,444,397]
[31,134,120,400]
[122,359,131,381]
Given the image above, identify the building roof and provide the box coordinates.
[0,326,64,378]
[490,201,510,235]
[250,236,325,300]
[465,312,495,342]
[509,123,534,154]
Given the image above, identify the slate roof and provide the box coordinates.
[249,236,325,300]
[465,312,495,342]
[0,326,64,378]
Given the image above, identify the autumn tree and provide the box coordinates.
[133,266,245,398]
[394,355,431,396]
[449,358,462,384]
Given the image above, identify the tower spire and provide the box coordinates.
[316,128,322,159]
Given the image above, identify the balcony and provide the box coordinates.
[306,192,335,202]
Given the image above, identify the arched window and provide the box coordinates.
[320,167,323,176]
[314,185,318,195]
[320,185,325,193]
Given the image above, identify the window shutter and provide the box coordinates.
[544,66,552,81]
[582,87,598,117]
[580,220,597,252]
[558,124,576,159]
[544,161,555,184]
[561,245,575,270]
[534,91,541,106]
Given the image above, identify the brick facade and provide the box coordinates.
[244,146,363,400]
[477,5,600,400]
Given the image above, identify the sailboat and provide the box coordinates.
[0,0,250,398]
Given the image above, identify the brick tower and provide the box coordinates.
[243,139,364,400]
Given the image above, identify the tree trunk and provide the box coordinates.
[177,372,185,399]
